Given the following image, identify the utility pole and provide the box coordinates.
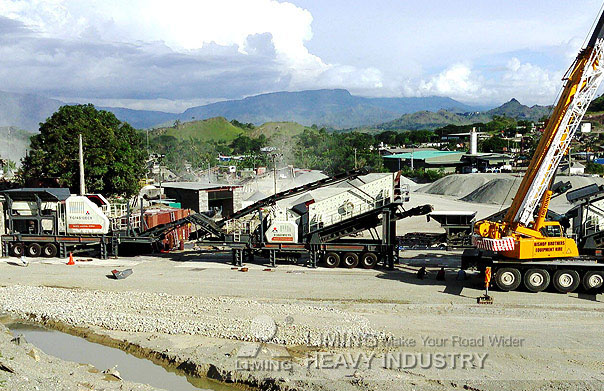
[410,148,414,171]
[78,134,86,195]
[272,153,278,199]
[354,148,357,169]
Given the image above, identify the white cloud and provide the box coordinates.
[416,63,491,101]
[499,58,561,104]
[0,0,385,101]
[0,1,582,108]
[406,59,563,105]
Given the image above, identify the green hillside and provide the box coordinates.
[250,121,309,138]
[151,117,247,142]
[376,110,485,131]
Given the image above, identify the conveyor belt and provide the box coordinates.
[308,203,432,242]
[220,168,368,225]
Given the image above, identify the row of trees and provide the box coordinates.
[16,103,544,197]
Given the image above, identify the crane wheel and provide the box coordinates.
[582,271,604,292]
[552,269,580,293]
[26,243,42,257]
[11,243,25,257]
[42,243,58,258]
[342,252,359,269]
[323,252,340,268]
[494,268,521,291]
[360,252,378,269]
[523,269,550,293]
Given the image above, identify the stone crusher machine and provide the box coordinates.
[0,188,194,259]
[195,169,433,268]
[463,6,604,293]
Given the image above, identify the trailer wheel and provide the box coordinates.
[42,243,58,258]
[323,252,340,268]
[494,268,521,291]
[360,252,378,269]
[342,252,359,269]
[11,243,25,257]
[552,269,580,293]
[582,271,604,292]
[523,269,550,292]
[26,243,42,257]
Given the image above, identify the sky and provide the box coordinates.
[0,0,603,112]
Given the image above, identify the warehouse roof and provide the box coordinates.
[1,188,71,201]
[162,182,241,191]
[383,150,462,160]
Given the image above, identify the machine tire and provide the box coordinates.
[26,243,42,257]
[494,268,521,291]
[42,243,58,258]
[323,252,340,268]
[342,252,359,269]
[523,269,550,292]
[360,252,378,269]
[582,271,604,292]
[11,243,25,257]
[552,269,580,293]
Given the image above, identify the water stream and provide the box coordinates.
[6,322,240,391]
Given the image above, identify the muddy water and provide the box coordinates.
[7,322,239,391]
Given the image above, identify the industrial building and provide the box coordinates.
[383,150,466,172]
[162,182,243,217]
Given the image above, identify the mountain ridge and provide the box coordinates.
[0,89,483,131]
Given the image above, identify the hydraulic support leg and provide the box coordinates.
[309,246,319,268]
[269,250,277,268]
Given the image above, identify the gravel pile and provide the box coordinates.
[420,173,505,198]
[0,285,378,347]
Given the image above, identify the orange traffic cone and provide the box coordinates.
[67,252,75,265]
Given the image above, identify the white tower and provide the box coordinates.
[470,127,478,155]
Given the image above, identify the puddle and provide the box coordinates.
[6,322,239,391]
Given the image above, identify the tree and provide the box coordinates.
[20,104,147,197]
[481,135,508,153]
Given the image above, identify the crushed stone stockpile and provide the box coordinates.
[421,173,604,207]
[420,173,508,198]
[0,285,377,347]
[461,177,520,205]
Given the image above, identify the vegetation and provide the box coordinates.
[20,104,147,197]
[152,117,248,142]
[586,162,604,175]
[293,128,385,174]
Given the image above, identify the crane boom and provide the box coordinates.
[510,37,604,225]
[473,6,604,260]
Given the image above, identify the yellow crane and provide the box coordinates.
[464,6,604,293]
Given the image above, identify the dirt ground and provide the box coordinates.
[0,248,602,391]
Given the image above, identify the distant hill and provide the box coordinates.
[485,98,550,120]
[249,122,309,138]
[376,110,486,131]
[374,98,552,131]
[150,117,248,142]
[97,106,176,129]
[0,126,35,164]
[0,89,480,131]
[0,89,548,134]
[178,89,478,129]
[0,91,63,131]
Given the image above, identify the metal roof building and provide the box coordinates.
[162,182,242,217]
[383,150,465,172]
